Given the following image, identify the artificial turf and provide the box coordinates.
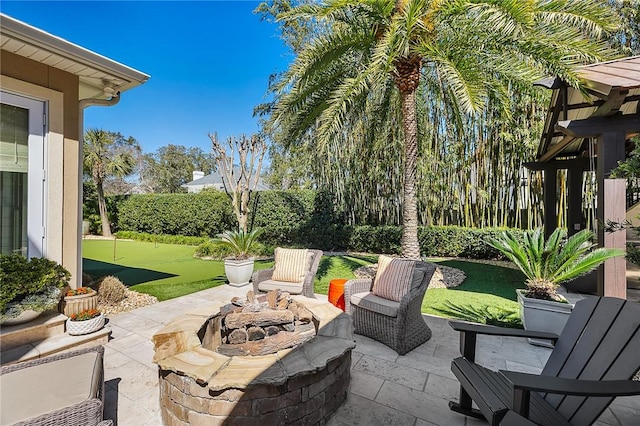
[82,240,524,324]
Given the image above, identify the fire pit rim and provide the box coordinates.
[152,296,355,391]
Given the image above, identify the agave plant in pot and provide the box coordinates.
[213,228,264,287]
[0,254,71,325]
[488,228,624,346]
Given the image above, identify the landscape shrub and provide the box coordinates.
[117,192,234,237]
[115,231,208,246]
[418,226,522,259]
[97,276,128,303]
[251,190,316,245]
[347,225,402,254]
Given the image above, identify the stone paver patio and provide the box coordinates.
[103,285,640,426]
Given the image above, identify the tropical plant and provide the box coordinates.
[83,129,139,237]
[267,0,619,259]
[488,228,624,301]
[212,228,265,260]
[0,254,70,320]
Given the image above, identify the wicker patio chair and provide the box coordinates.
[252,248,323,299]
[0,345,112,426]
[344,259,436,355]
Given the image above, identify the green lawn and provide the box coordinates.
[83,240,524,324]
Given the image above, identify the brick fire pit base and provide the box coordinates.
[153,296,355,425]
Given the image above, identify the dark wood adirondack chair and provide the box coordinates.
[448,297,640,426]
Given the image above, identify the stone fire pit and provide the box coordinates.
[152,292,355,425]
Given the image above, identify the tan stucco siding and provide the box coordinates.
[1,50,82,288]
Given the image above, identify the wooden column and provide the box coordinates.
[597,179,627,298]
[543,168,557,239]
[596,131,627,299]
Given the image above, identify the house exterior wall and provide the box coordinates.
[1,50,82,288]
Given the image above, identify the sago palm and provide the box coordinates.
[488,228,624,301]
[213,228,264,260]
[269,0,618,259]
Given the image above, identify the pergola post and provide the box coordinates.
[596,132,627,299]
[543,168,557,239]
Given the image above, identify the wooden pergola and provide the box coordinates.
[527,56,640,299]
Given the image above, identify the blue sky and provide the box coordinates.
[1,1,291,154]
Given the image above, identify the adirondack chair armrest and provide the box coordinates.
[502,371,640,397]
[502,370,640,419]
[449,321,559,361]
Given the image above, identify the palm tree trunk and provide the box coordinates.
[95,180,112,238]
[400,87,421,259]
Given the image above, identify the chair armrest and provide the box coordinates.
[252,268,274,293]
[449,321,559,341]
[449,321,558,362]
[502,371,640,397]
[343,279,372,315]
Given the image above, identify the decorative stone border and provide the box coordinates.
[152,296,356,425]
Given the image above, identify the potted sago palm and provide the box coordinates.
[488,228,624,345]
[213,228,264,287]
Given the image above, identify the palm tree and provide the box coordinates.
[268,0,618,259]
[83,129,137,237]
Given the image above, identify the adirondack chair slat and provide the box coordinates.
[568,329,640,425]
[545,298,625,408]
[449,297,640,425]
[557,303,640,421]
[542,298,600,377]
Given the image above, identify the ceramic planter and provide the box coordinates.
[62,290,98,316]
[517,289,574,347]
[0,309,42,326]
[224,259,255,287]
[66,313,105,335]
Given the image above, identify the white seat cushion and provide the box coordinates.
[0,351,102,425]
[350,291,400,317]
[258,279,304,294]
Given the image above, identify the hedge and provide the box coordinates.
[112,190,522,259]
[114,231,209,246]
[116,192,235,237]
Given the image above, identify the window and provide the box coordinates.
[0,92,45,257]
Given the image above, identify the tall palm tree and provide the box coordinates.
[83,129,137,237]
[268,0,618,259]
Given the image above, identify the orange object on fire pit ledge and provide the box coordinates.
[328,279,348,311]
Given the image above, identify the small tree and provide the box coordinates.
[208,133,267,232]
[83,129,139,237]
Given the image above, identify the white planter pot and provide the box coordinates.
[66,313,105,335]
[224,259,254,287]
[517,289,574,348]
